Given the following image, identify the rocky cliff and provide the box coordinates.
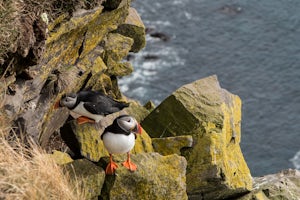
[0,0,299,199]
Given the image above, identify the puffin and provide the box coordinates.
[101,115,142,175]
[55,90,129,124]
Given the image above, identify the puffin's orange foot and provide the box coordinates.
[77,116,95,125]
[54,100,60,109]
[106,161,118,175]
[122,160,137,172]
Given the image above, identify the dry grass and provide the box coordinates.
[0,131,88,200]
[0,133,87,200]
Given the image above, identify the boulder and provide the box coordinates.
[142,75,253,199]
[64,159,106,199]
[238,169,300,200]
[100,153,188,200]
[114,7,146,52]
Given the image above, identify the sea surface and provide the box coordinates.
[119,0,300,176]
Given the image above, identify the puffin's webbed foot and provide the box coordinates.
[77,116,95,124]
[122,152,137,172]
[106,154,118,175]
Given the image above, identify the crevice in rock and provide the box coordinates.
[75,31,87,65]
[60,118,82,159]
[79,72,92,91]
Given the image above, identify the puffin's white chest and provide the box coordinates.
[102,132,135,154]
[72,102,103,122]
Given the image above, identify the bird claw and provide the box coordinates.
[106,161,118,175]
[122,160,137,172]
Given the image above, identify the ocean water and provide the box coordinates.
[119,0,300,176]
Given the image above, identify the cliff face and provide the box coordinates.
[1,1,299,200]
[1,0,145,149]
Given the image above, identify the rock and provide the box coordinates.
[141,75,253,199]
[124,99,152,122]
[149,32,170,42]
[64,159,106,199]
[100,153,188,200]
[152,135,193,156]
[49,150,73,165]
[114,7,146,52]
[238,169,300,200]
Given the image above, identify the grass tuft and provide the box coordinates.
[0,133,87,199]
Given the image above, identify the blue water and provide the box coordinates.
[119,0,300,176]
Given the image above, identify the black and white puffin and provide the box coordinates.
[55,90,129,124]
[101,115,142,175]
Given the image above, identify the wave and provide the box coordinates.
[290,151,300,170]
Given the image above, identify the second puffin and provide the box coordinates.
[57,90,129,124]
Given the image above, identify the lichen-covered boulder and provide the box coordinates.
[64,159,106,199]
[142,75,253,199]
[114,7,146,52]
[152,135,193,156]
[100,153,188,200]
[238,169,300,200]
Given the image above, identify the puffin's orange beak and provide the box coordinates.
[54,100,60,109]
[137,123,142,134]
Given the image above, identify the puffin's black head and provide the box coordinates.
[116,115,142,135]
[59,93,78,109]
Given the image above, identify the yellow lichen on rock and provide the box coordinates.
[131,128,154,154]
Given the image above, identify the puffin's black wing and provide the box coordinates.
[83,101,124,115]
[79,91,129,115]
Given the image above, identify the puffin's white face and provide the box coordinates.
[60,93,77,108]
[117,115,142,134]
